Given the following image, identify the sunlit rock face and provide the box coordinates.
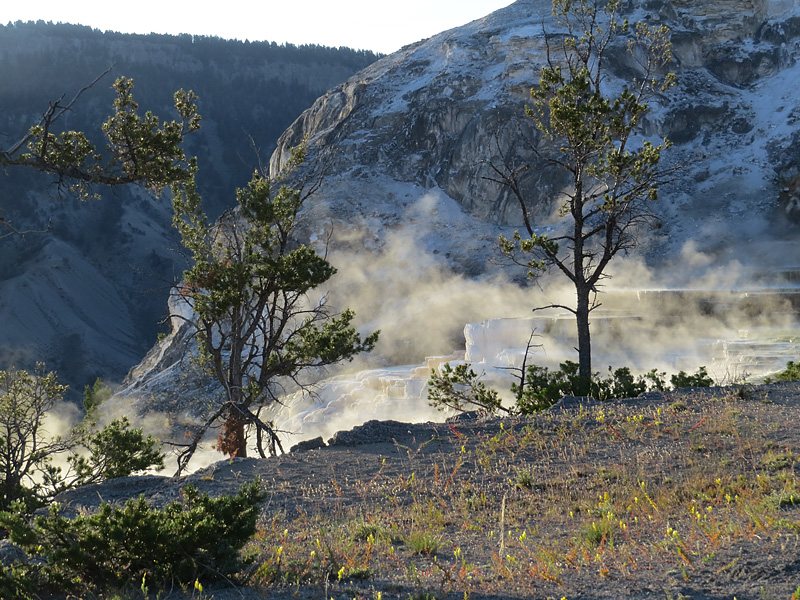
[271,0,555,226]
[271,0,800,260]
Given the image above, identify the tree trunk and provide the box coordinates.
[218,403,248,458]
[572,180,592,390]
[575,284,592,390]
[223,309,248,458]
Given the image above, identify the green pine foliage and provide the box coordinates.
[68,416,164,485]
[2,76,199,199]
[428,361,712,416]
[82,378,113,420]
[764,360,800,384]
[428,363,508,414]
[493,0,676,381]
[0,481,266,594]
[171,143,378,466]
[670,366,715,389]
[0,567,33,600]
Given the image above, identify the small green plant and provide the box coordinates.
[82,378,113,421]
[406,531,441,555]
[764,491,800,510]
[582,518,615,548]
[342,565,373,580]
[514,362,581,413]
[353,522,383,541]
[514,468,536,490]
[642,368,669,391]
[597,366,649,399]
[762,452,793,472]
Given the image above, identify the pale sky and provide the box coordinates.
[4,1,516,54]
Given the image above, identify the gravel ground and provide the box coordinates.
[32,382,800,599]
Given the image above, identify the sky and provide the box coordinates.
[4,0,516,55]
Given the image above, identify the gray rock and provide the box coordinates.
[0,539,28,567]
[290,436,326,453]
[328,420,416,446]
[446,410,493,423]
[272,0,800,229]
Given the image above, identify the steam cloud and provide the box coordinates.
[270,190,800,448]
[104,188,800,469]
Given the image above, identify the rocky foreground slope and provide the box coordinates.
[46,382,800,600]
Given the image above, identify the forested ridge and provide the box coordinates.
[0,21,380,212]
[0,21,380,399]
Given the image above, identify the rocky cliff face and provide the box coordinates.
[270,0,800,263]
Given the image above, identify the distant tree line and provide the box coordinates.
[0,21,380,68]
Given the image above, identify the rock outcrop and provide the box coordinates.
[270,0,800,262]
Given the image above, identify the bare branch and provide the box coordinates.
[0,218,51,240]
[532,303,577,315]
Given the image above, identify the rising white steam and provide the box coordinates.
[270,193,800,449]
[104,187,800,468]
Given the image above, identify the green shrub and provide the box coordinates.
[0,480,266,594]
[68,416,164,485]
[595,366,648,400]
[764,360,800,384]
[513,362,579,413]
[514,362,669,414]
[671,366,714,389]
[430,359,714,416]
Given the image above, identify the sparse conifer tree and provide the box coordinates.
[171,143,378,473]
[489,0,677,386]
[0,365,163,511]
